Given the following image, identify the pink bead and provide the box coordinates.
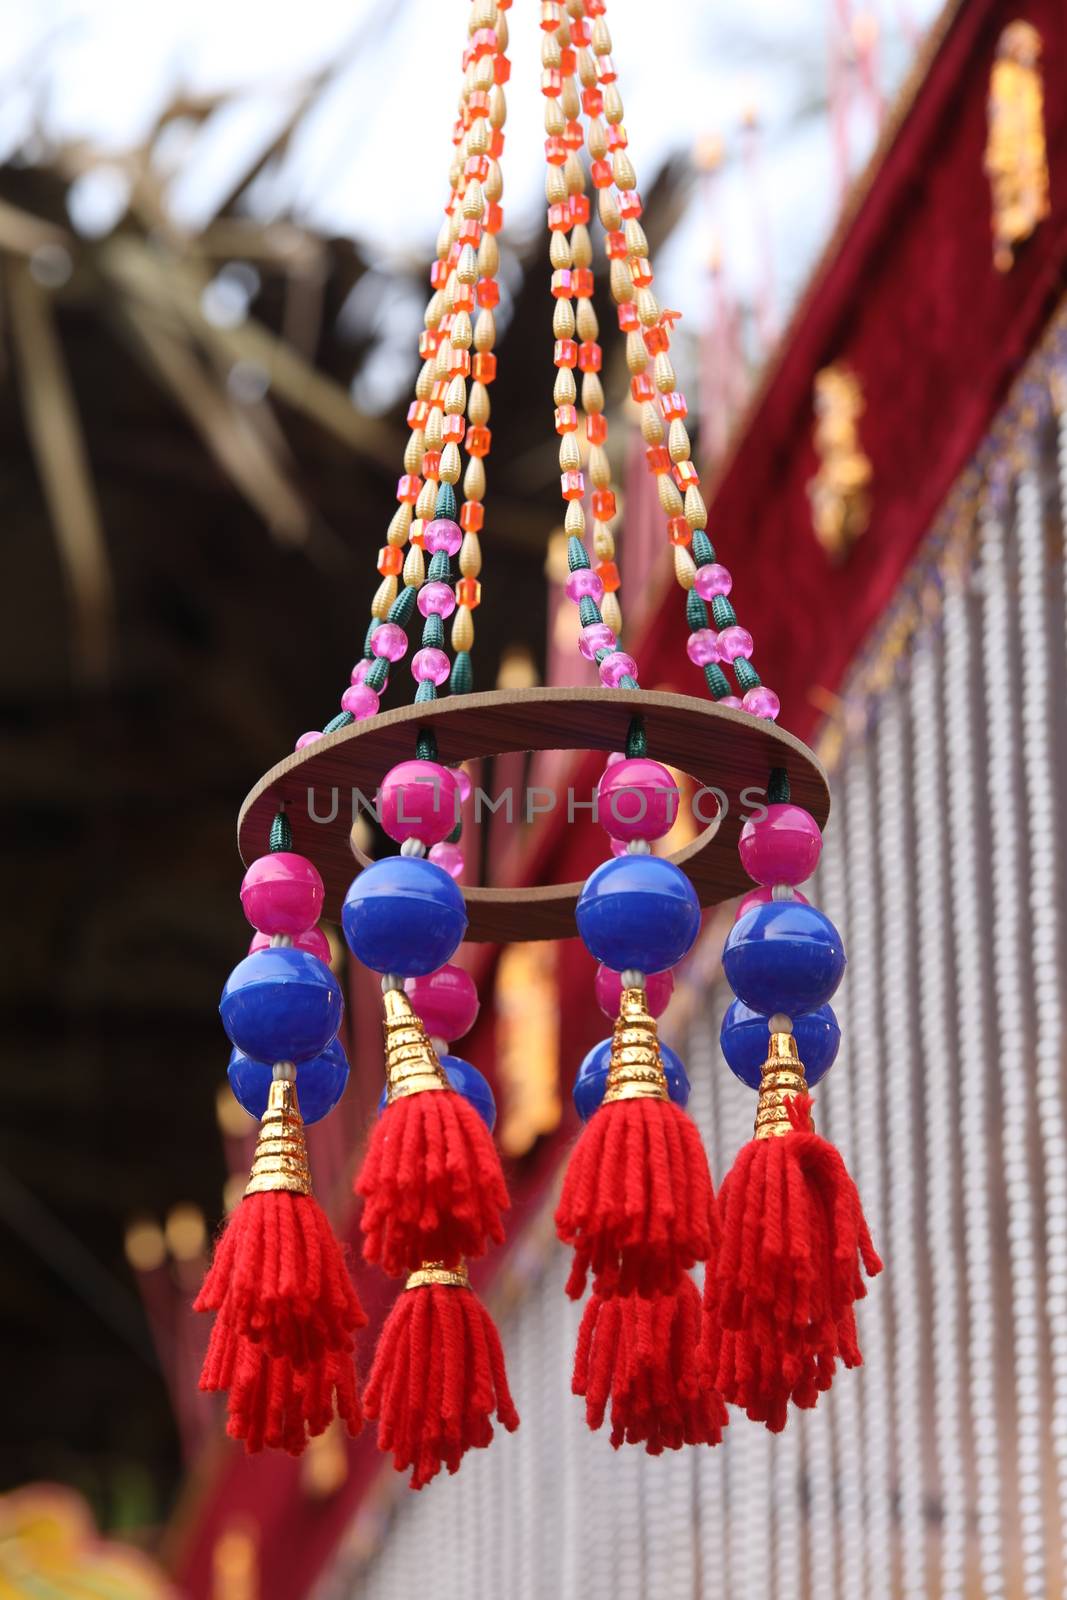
[716,625,754,662]
[350,660,370,685]
[454,768,472,802]
[742,685,780,721]
[371,622,408,662]
[411,647,451,685]
[428,840,465,880]
[565,569,605,604]
[718,695,743,710]
[295,730,322,750]
[595,963,674,1019]
[418,581,457,619]
[736,884,810,920]
[610,838,628,857]
[598,650,638,687]
[579,622,616,661]
[405,962,480,1043]
[240,852,324,936]
[249,925,332,964]
[597,757,680,842]
[686,628,720,666]
[423,517,462,556]
[378,759,459,846]
[341,683,380,719]
[739,803,823,887]
[693,563,732,600]
[605,750,626,766]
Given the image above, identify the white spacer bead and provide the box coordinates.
[381,973,405,993]
[771,883,795,900]
[401,837,428,857]
[269,932,294,947]
[272,1060,297,1081]
[625,838,651,854]
[430,1036,449,1056]
[621,968,646,990]
[768,1013,793,1034]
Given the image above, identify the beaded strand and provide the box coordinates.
[295,3,510,748]
[574,0,780,720]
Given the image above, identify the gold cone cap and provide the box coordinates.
[754,1031,810,1140]
[603,986,669,1105]
[244,1077,312,1196]
[405,1260,470,1291]
[383,987,449,1102]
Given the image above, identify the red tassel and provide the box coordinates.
[195,1190,366,1362]
[573,1274,727,1453]
[556,1096,714,1298]
[364,1266,519,1489]
[200,1322,363,1454]
[195,1078,366,1454]
[702,1094,882,1432]
[357,1091,508,1276]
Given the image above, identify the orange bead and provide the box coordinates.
[559,47,576,76]
[472,352,497,384]
[397,475,422,504]
[456,578,481,609]
[476,277,500,308]
[605,230,627,260]
[452,283,474,313]
[630,373,655,403]
[430,380,448,404]
[596,54,617,83]
[418,330,440,359]
[467,426,492,458]
[489,130,505,159]
[645,445,670,473]
[661,391,688,420]
[577,341,602,373]
[555,403,579,434]
[554,339,578,368]
[541,67,562,97]
[458,218,482,246]
[485,202,504,234]
[378,545,403,576]
[563,119,584,150]
[606,123,628,150]
[619,190,643,220]
[582,86,603,116]
[586,413,608,445]
[465,154,490,182]
[561,470,585,501]
[407,400,429,429]
[494,53,511,85]
[617,302,640,332]
[460,500,485,532]
[547,202,570,233]
[551,269,575,300]
[591,158,613,189]
[667,516,691,546]
[673,461,700,489]
[572,267,594,298]
[422,450,441,481]
[569,194,590,225]
[592,489,616,521]
[596,560,621,593]
[630,257,654,289]
[442,414,466,444]
[545,135,568,166]
[448,348,471,379]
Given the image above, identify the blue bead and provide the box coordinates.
[342,856,468,977]
[376,1054,496,1131]
[575,855,701,975]
[722,900,846,1016]
[220,946,343,1063]
[572,1037,691,1123]
[720,999,841,1090]
[227,1038,350,1126]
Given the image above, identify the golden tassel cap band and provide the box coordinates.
[382,986,449,1102]
[405,1261,470,1291]
[754,1031,810,1140]
[244,1076,312,1196]
[603,986,669,1105]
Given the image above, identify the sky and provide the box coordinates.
[0,0,944,406]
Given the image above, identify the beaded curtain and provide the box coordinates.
[316,381,1067,1600]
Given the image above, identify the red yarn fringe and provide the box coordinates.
[195,1190,366,1361]
[701,1096,882,1432]
[573,1274,727,1453]
[200,1323,363,1454]
[556,1098,714,1298]
[195,1190,366,1453]
[356,1091,508,1277]
[365,1282,519,1489]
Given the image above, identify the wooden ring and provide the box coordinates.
[237,687,829,944]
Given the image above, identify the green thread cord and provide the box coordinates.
[686,590,708,631]
[710,595,737,630]
[388,585,417,627]
[415,680,437,704]
[365,658,388,692]
[323,710,355,733]
[364,617,380,657]
[416,728,439,762]
[768,767,791,805]
[704,663,732,700]
[733,658,761,692]
[578,596,602,628]
[269,810,292,853]
[567,535,591,571]
[625,716,647,758]
[421,614,445,650]
[690,529,716,566]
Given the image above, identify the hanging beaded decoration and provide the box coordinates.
[200,0,881,1485]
